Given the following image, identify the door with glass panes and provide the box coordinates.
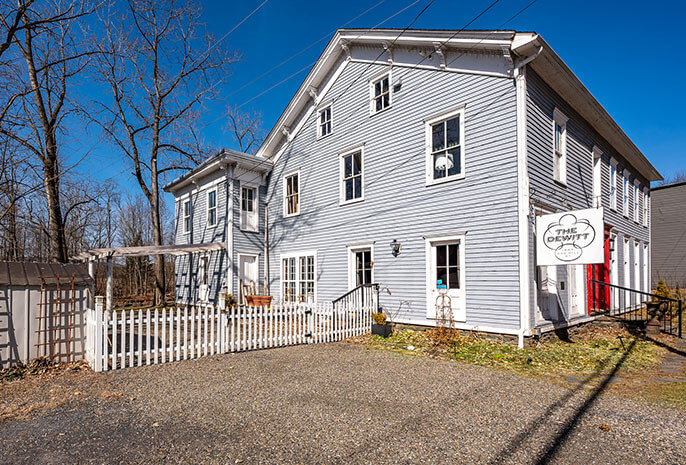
[426,236,466,321]
[350,248,372,288]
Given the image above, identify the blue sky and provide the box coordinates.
[79,0,685,194]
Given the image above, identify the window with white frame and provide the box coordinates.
[281,254,315,302]
[370,73,390,114]
[623,173,630,217]
[183,199,191,234]
[284,172,299,217]
[318,105,332,138]
[240,185,258,232]
[633,183,640,223]
[340,148,363,203]
[426,107,465,183]
[207,189,217,227]
[642,190,649,227]
[553,109,568,184]
[609,163,617,210]
[592,147,602,208]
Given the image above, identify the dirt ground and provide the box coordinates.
[0,341,684,464]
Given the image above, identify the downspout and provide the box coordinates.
[513,44,542,349]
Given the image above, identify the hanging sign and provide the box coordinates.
[536,207,604,266]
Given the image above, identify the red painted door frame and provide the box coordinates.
[586,225,611,313]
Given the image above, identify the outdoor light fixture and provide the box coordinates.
[390,239,401,257]
[608,236,615,253]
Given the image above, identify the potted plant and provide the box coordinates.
[372,312,392,338]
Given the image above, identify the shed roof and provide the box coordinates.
[0,261,93,287]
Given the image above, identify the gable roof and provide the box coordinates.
[256,28,661,182]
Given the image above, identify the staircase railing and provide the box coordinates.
[590,280,682,338]
[333,283,380,312]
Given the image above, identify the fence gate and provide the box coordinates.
[85,297,373,372]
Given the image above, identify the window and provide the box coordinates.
[340,148,363,203]
[609,163,617,211]
[240,185,258,232]
[623,174,630,217]
[281,253,315,302]
[592,147,602,208]
[318,105,332,138]
[435,243,461,290]
[354,250,373,286]
[426,106,465,184]
[633,183,640,223]
[643,190,649,227]
[553,109,568,184]
[199,255,210,301]
[283,172,299,217]
[183,199,191,234]
[207,189,217,227]
[370,73,390,114]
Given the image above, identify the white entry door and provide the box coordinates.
[426,235,466,322]
[238,254,258,303]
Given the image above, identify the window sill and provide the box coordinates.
[340,197,364,207]
[317,132,333,141]
[425,173,465,187]
[553,178,567,187]
[284,212,301,219]
[240,227,260,233]
[369,105,392,117]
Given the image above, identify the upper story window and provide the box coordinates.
[643,190,649,227]
[633,183,640,223]
[207,189,217,227]
[283,172,300,217]
[340,147,363,204]
[240,185,258,232]
[370,73,391,114]
[425,106,465,185]
[592,147,602,208]
[183,199,192,234]
[622,173,630,217]
[552,109,568,184]
[318,105,332,138]
[609,162,617,211]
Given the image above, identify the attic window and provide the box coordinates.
[370,73,391,114]
[318,105,332,138]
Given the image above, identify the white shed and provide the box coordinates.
[0,261,93,369]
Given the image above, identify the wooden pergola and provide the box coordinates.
[73,243,226,311]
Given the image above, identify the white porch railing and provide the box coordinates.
[85,297,373,372]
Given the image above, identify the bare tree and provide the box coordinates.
[226,106,264,154]
[0,1,96,262]
[92,0,236,304]
[656,169,686,186]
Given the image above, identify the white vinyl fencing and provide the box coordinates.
[85,297,373,372]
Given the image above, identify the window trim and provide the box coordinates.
[182,199,192,235]
[317,103,333,139]
[424,105,466,186]
[633,181,640,224]
[642,189,649,228]
[239,182,259,233]
[346,242,374,290]
[206,187,217,228]
[369,70,392,116]
[282,170,301,218]
[592,146,603,208]
[279,250,317,303]
[622,171,630,218]
[339,143,365,206]
[552,108,568,185]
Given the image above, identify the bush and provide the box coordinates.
[655,280,670,298]
[371,312,387,325]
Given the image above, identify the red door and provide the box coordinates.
[586,226,611,313]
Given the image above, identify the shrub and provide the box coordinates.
[655,280,670,298]
[371,312,387,325]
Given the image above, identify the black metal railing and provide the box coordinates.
[332,283,380,311]
[590,280,683,338]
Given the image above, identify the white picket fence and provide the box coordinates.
[85,297,373,372]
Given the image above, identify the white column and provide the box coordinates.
[106,256,113,311]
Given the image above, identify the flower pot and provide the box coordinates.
[372,323,393,338]
[246,295,273,307]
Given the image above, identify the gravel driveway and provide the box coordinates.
[1,343,684,464]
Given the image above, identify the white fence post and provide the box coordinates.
[92,296,104,372]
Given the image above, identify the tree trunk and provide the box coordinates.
[43,144,67,262]
[149,177,165,306]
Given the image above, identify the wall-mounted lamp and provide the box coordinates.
[390,239,401,257]
[608,236,615,254]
